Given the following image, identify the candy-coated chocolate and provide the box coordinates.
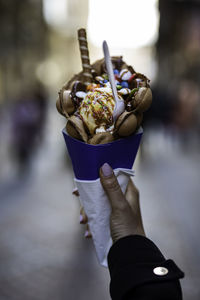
[95,76,104,82]
[128,73,137,82]
[102,73,109,80]
[76,91,86,98]
[120,69,132,81]
[118,88,131,95]
[121,81,129,88]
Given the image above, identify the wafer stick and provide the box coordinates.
[78,28,93,84]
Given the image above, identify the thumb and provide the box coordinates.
[100,163,127,210]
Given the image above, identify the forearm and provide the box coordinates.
[108,235,184,300]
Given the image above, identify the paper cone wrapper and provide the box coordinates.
[62,128,143,267]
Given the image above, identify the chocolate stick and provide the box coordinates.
[78,28,93,84]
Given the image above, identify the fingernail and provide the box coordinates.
[102,163,112,177]
[80,215,83,223]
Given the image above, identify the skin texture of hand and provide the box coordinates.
[79,163,145,242]
[100,163,145,243]
[80,206,92,238]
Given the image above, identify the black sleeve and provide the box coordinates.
[107,235,184,300]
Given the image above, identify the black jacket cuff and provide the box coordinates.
[108,235,184,300]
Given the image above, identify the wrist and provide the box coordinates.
[111,226,146,243]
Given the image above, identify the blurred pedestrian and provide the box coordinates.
[11,84,47,173]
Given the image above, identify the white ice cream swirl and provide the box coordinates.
[79,87,123,135]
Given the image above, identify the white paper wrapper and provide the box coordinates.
[62,128,142,266]
[75,168,134,267]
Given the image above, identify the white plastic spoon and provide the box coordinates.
[103,41,125,121]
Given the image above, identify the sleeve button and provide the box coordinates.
[153,267,168,276]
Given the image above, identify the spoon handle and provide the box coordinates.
[103,41,119,102]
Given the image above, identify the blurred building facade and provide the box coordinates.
[0,0,48,104]
[149,0,200,135]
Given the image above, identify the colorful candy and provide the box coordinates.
[121,81,129,88]
[119,69,132,81]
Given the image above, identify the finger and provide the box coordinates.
[80,206,88,224]
[72,187,79,197]
[84,224,92,238]
[125,179,140,210]
[126,179,139,195]
[125,179,145,236]
[100,163,127,210]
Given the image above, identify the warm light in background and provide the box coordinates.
[41,0,160,85]
[88,0,159,48]
[43,0,68,28]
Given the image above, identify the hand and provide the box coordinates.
[78,163,145,242]
[80,206,92,238]
[100,163,145,243]
[73,188,92,238]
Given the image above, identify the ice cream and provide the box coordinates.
[56,29,152,144]
[79,87,117,135]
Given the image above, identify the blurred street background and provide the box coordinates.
[0,0,200,299]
